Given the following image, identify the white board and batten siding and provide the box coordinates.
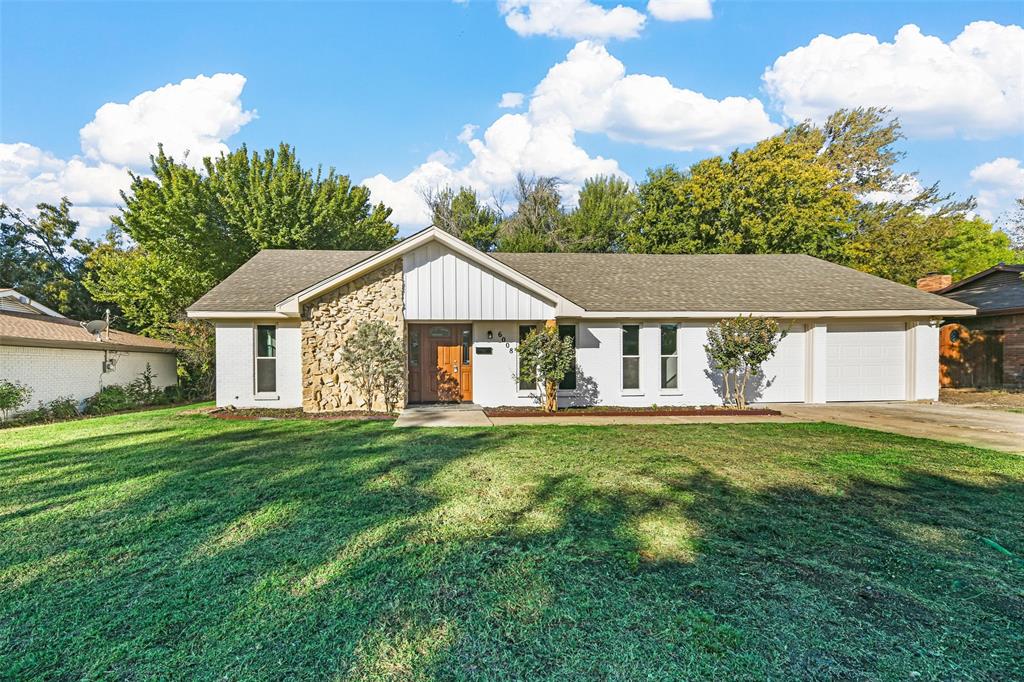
[403,243,555,321]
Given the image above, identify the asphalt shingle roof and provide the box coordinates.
[0,312,178,352]
[490,252,974,312]
[188,250,376,312]
[939,265,1024,314]
[187,248,975,314]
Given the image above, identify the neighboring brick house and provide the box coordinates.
[918,265,1024,388]
[0,289,178,414]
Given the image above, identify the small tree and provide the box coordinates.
[339,321,404,412]
[517,325,576,412]
[378,328,406,414]
[0,380,32,421]
[704,317,786,409]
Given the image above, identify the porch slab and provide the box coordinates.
[394,404,494,428]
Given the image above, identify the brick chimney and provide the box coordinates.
[916,272,952,292]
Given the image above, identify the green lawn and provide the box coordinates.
[2,408,1022,680]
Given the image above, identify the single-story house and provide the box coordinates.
[917,265,1024,388]
[0,289,178,412]
[186,227,975,412]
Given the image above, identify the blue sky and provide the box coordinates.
[2,0,1022,237]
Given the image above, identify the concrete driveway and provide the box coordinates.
[771,402,1024,454]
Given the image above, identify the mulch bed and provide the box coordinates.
[206,407,395,421]
[483,406,782,418]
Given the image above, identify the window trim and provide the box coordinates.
[254,324,278,398]
[621,322,643,395]
[659,322,681,395]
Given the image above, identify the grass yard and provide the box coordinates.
[1,408,1022,680]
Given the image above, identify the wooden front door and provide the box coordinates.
[408,324,473,403]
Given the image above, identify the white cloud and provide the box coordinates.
[0,73,255,239]
[364,41,780,230]
[0,143,129,235]
[499,0,646,40]
[498,92,525,109]
[647,0,712,21]
[457,124,478,143]
[531,41,780,151]
[970,157,1024,222]
[763,21,1024,139]
[80,73,255,167]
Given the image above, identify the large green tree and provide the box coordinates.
[626,127,856,258]
[497,174,565,252]
[0,199,105,319]
[562,175,637,252]
[86,143,396,333]
[425,186,500,251]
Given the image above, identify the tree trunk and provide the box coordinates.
[544,379,557,412]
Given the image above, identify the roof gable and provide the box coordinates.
[275,227,583,317]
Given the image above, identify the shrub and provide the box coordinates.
[43,396,81,421]
[704,316,786,409]
[128,363,161,402]
[84,385,138,415]
[0,380,32,421]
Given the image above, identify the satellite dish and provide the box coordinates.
[82,319,108,340]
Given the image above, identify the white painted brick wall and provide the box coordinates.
[0,345,177,413]
[215,321,302,408]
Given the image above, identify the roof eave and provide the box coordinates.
[0,335,178,353]
[576,308,976,319]
[186,310,298,320]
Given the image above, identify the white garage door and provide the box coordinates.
[827,322,906,402]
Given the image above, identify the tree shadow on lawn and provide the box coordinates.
[1,419,1022,680]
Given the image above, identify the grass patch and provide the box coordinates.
[1,406,1022,679]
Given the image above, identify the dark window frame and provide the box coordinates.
[255,324,277,394]
[558,323,577,391]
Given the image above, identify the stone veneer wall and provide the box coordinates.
[301,260,404,412]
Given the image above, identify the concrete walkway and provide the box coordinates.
[394,403,493,427]
[770,402,1024,454]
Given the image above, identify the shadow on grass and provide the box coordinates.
[1,416,1021,680]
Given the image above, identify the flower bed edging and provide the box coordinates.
[482,406,782,418]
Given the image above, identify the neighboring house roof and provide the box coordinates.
[0,311,178,353]
[936,264,1024,316]
[0,289,65,318]
[188,249,376,313]
[185,228,975,317]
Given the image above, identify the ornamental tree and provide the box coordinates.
[704,316,786,409]
[517,325,575,412]
[339,321,404,412]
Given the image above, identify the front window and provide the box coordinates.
[518,324,537,390]
[558,324,577,390]
[622,324,640,390]
[660,324,678,390]
[255,325,277,393]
